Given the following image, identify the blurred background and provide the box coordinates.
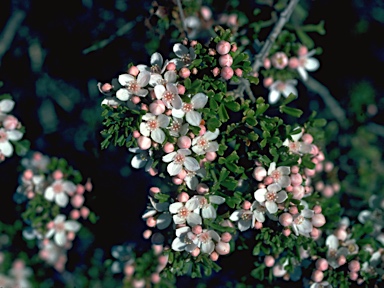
[1,0,384,285]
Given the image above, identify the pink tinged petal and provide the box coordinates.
[55,192,69,207]
[201,242,214,254]
[136,64,148,71]
[116,89,130,101]
[157,114,170,127]
[185,198,199,210]
[0,141,13,157]
[54,231,66,246]
[278,176,291,188]
[7,130,23,141]
[268,89,280,104]
[267,183,281,193]
[277,166,290,175]
[131,154,147,169]
[175,226,190,237]
[204,129,219,141]
[173,214,185,225]
[173,43,189,58]
[149,74,163,87]
[187,213,202,226]
[206,141,219,152]
[265,201,278,214]
[170,202,184,214]
[305,57,320,71]
[172,237,186,251]
[209,196,225,204]
[302,209,314,218]
[0,99,15,113]
[254,188,267,202]
[192,146,204,155]
[135,89,149,97]
[151,52,163,67]
[44,187,55,201]
[118,74,134,86]
[172,108,185,118]
[162,151,176,163]
[276,190,288,203]
[178,149,191,156]
[167,162,182,176]
[154,85,166,99]
[186,110,201,126]
[151,128,165,143]
[202,206,216,219]
[137,71,151,87]
[142,210,157,218]
[283,84,298,98]
[171,95,182,110]
[64,221,81,232]
[140,122,150,137]
[164,71,177,83]
[191,93,208,109]
[184,157,200,171]
[254,211,265,223]
[156,214,172,230]
[297,67,308,80]
[229,210,241,221]
[268,162,276,175]
[238,219,251,231]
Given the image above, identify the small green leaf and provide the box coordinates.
[218,104,230,122]
[280,106,303,118]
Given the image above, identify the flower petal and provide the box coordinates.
[44,187,55,201]
[131,154,147,169]
[305,57,320,71]
[254,188,267,202]
[268,89,280,104]
[54,231,66,246]
[265,201,278,214]
[172,108,185,118]
[169,202,184,214]
[167,162,182,176]
[116,89,130,101]
[137,71,151,87]
[202,206,216,219]
[7,130,23,141]
[201,241,214,254]
[186,212,202,226]
[151,128,165,144]
[209,195,225,204]
[55,192,69,207]
[184,157,200,171]
[0,141,13,157]
[0,99,15,113]
[276,190,288,203]
[64,220,81,232]
[162,151,176,163]
[173,43,188,58]
[186,110,201,126]
[151,52,163,67]
[172,237,186,251]
[154,85,166,99]
[118,74,134,86]
[156,213,172,230]
[191,93,208,109]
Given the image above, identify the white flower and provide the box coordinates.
[142,197,172,230]
[171,226,198,252]
[0,128,23,157]
[140,113,170,144]
[184,167,206,190]
[268,80,298,104]
[129,147,153,171]
[0,99,15,115]
[229,209,254,231]
[111,244,134,273]
[283,128,311,154]
[291,209,314,237]
[169,198,202,226]
[254,183,288,214]
[171,43,196,69]
[325,234,349,269]
[149,70,177,87]
[361,251,383,276]
[193,195,225,219]
[251,201,266,223]
[196,229,220,254]
[172,93,208,126]
[192,129,219,155]
[45,214,81,246]
[138,52,168,75]
[44,179,76,207]
[297,50,320,81]
[116,71,151,101]
[154,82,182,109]
[168,117,189,137]
[162,149,200,176]
[267,162,291,188]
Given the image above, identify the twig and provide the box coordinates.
[0,10,26,64]
[231,78,256,102]
[176,0,188,37]
[252,0,299,73]
[303,76,348,129]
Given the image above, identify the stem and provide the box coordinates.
[252,0,299,73]
[176,0,188,37]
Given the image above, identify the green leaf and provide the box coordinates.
[255,103,269,116]
[312,118,327,127]
[224,101,241,112]
[302,154,315,169]
[207,117,221,132]
[280,106,303,118]
[281,93,297,105]
[218,104,230,122]
[246,116,257,126]
[209,97,218,110]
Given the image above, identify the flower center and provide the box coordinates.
[199,232,211,243]
[276,83,286,91]
[178,207,190,219]
[151,64,161,74]
[197,137,209,149]
[170,122,181,132]
[163,91,175,102]
[0,130,7,143]
[173,153,185,165]
[147,119,159,131]
[140,153,148,161]
[328,249,337,258]
[348,244,356,253]
[53,183,63,194]
[182,103,194,113]
[55,222,65,232]
[294,215,304,225]
[127,81,140,93]
[198,197,208,208]
[289,141,300,153]
[266,191,277,202]
[241,212,252,221]
[270,170,281,181]
[182,54,191,64]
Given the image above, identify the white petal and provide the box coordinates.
[0,141,13,157]
[173,214,185,225]
[185,198,199,210]
[282,84,298,98]
[0,99,15,113]
[229,210,241,221]
[277,166,290,175]
[204,129,219,141]
[254,211,265,223]
[276,191,288,203]
[116,89,130,101]
[54,214,66,224]
[44,187,55,201]
[201,241,214,254]
[202,206,216,219]
[139,122,150,137]
[131,154,147,169]
[178,148,191,156]
[302,209,314,218]
[136,89,148,97]
[154,85,166,99]
[162,151,176,163]
[169,202,184,214]
[186,110,201,126]
[206,141,219,152]
[268,89,280,104]
[164,71,177,83]
[191,93,208,109]
[156,214,172,230]
[185,175,198,190]
[267,183,281,193]
[118,74,134,86]
[137,71,150,87]
[173,43,189,58]
[54,231,66,246]
[254,188,267,202]
[151,52,163,67]
[55,193,69,207]
[142,210,157,218]
[184,157,200,171]
[175,226,190,237]
[358,210,371,224]
[167,162,182,176]
[297,67,308,80]
[238,219,251,231]
[326,235,338,249]
[268,162,276,175]
[171,95,182,110]
[305,57,320,71]
[187,213,202,226]
[149,74,163,87]
[192,146,205,155]
[209,195,225,204]
[157,114,170,128]
[151,128,165,144]
[265,201,278,214]
[172,237,186,251]
[7,130,23,141]
[278,176,291,188]
[64,220,81,232]
[172,108,185,118]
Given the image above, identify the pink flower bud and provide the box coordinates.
[3,115,19,130]
[215,241,230,255]
[149,100,166,115]
[324,161,334,172]
[315,181,324,191]
[131,130,140,139]
[272,264,286,277]
[124,264,135,276]
[221,67,234,80]
[128,66,139,76]
[191,247,201,257]
[219,54,233,67]
[312,214,326,227]
[283,228,291,237]
[264,255,275,267]
[192,68,198,75]
[311,270,324,283]
[85,179,93,191]
[228,14,237,26]
[143,229,152,239]
[301,133,313,144]
[271,52,288,69]
[177,84,185,95]
[334,228,348,241]
[80,206,90,219]
[254,222,263,229]
[177,192,189,202]
[131,96,141,104]
[210,251,219,261]
[279,213,293,227]
[263,176,273,185]
[290,173,303,186]
[305,168,316,177]
[292,185,305,200]
[177,136,192,149]
[333,183,340,192]
[190,40,198,47]
[221,232,232,243]
[149,187,160,195]
[177,170,187,180]
[216,40,231,55]
[208,48,216,56]
[53,170,63,180]
[71,194,85,208]
[231,43,237,52]
[289,206,298,215]
[349,260,360,272]
[179,67,191,78]
[313,205,322,214]
[148,167,158,176]
[101,83,113,93]
[47,221,54,229]
[212,67,220,77]
[291,166,299,174]
[23,169,33,180]
[196,183,209,194]
[263,77,274,87]
[141,103,148,111]
[151,273,160,284]
[322,185,334,198]
[138,136,151,150]
[67,231,75,241]
[337,255,346,266]
[166,62,176,71]
[200,6,212,21]
[242,201,252,210]
[311,228,321,239]
[349,271,358,281]
[192,225,202,234]
[316,258,329,271]
[205,152,217,162]
[172,177,183,185]
[146,217,157,227]
[263,58,271,69]
[288,57,299,69]
[162,143,174,154]
[298,46,308,56]
[26,191,34,199]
